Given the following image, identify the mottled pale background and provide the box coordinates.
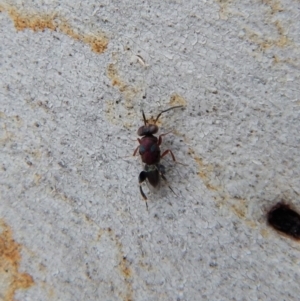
[1,0,300,300]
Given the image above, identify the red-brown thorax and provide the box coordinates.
[139,135,160,165]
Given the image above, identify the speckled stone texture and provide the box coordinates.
[1,0,300,300]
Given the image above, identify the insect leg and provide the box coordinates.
[133,145,139,156]
[156,165,177,197]
[160,149,187,166]
[133,138,142,156]
[157,131,173,146]
[161,149,176,161]
[138,171,148,210]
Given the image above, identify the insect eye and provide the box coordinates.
[150,144,158,152]
[139,145,146,154]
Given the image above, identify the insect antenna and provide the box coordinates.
[154,105,183,124]
[142,110,147,126]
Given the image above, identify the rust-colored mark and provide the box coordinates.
[244,0,289,51]
[245,20,290,51]
[0,113,15,146]
[107,63,139,104]
[33,173,42,185]
[84,35,108,54]
[273,20,289,47]
[59,21,108,54]
[245,220,257,228]
[216,0,233,20]
[169,93,187,107]
[5,6,56,31]
[231,198,248,219]
[105,62,141,128]
[188,148,219,191]
[231,198,258,228]
[260,228,269,238]
[107,64,123,89]
[0,4,108,53]
[216,0,290,50]
[98,228,133,301]
[0,220,34,301]
[262,0,284,15]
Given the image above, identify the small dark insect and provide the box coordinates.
[133,106,183,208]
[267,202,300,240]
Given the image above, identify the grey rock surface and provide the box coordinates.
[0,0,300,300]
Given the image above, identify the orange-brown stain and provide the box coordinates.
[106,63,139,103]
[188,148,256,223]
[188,146,264,231]
[262,0,284,15]
[169,93,187,107]
[245,21,290,51]
[216,0,234,20]
[0,4,108,53]
[6,7,56,31]
[231,198,247,219]
[243,0,289,51]
[33,173,42,185]
[105,62,141,129]
[271,54,297,66]
[188,148,219,191]
[215,0,291,50]
[0,220,34,301]
[260,228,269,238]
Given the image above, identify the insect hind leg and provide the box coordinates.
[138,171,148,210]
[156,164,177,196]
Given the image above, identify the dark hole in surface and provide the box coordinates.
[267,202,300,240]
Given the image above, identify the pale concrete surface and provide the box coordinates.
[0,0,300,300]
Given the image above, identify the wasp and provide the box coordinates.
[133,106,183,208]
